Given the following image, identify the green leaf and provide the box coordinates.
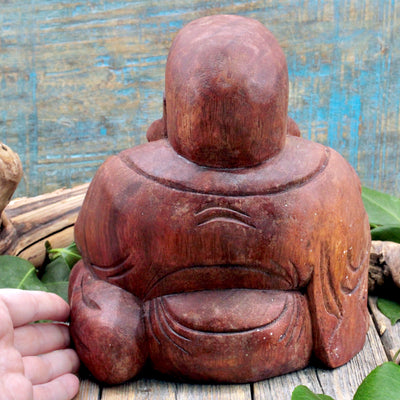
[40,257,71,302]
[47,242,81,269]
[42,281,69,303]
[0,255,48,291]
[0,242,78,302]
[291,385,334,400]
[362,187,400,227]
[354,362,400,400]
[377,298,400,325]
[371,225,400,244]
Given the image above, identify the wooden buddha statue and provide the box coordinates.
[69,14,371,384]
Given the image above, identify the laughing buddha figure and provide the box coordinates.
[68,14,371,384]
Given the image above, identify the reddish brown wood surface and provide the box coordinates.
[69,15,371,385]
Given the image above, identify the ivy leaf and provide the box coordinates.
[353,362,400,399]
[377,298,400,325]
[40,256,71,302]
[0,255,48,291]
[0,253,73,302]
[291,385,334,400]
[0,242,79,303]
[362,187,400,227]
[370,225,400,244]
[46,242,81,269]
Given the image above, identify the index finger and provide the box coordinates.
[0,289,70,327]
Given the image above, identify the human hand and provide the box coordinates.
[0,289,80,400]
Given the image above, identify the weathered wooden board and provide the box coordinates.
[72,317,389,400]
[369,296,400,361]
[101,379,252,400]
[74,379,101,400]
[254,319,388,400]
[1,0,399,197]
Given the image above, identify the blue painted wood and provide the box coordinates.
[1,0,399,197]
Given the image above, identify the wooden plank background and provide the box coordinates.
[1,0,399,197]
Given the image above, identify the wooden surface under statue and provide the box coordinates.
[69,15,371,384]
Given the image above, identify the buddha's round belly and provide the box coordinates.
[144,288,313,382]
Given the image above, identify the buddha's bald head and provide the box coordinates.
[165,15,289,168]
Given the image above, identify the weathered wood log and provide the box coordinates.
[0,143,23,250]
[0,143,22,213]
[1,182,89,267]
[368,240,400,294]
[0,141,89,267]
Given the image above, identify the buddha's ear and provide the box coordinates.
[146,93,168,142]
[287,117,301,137]
[162,93,168,138]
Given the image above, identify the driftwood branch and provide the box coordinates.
[0,143,23,246]
[1,183,89,267]
[0,143,23,214]
[368,240,400,294]
[0,142,90,267]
